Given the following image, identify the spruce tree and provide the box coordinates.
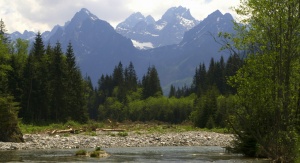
[0,19,9,44]
[22,32,48,123]
[49,42,66,122]
[0,20,23,142]
[65,42,87,123]
[168,85,176,98]
[142,66,162,99]
[124,62,138,92]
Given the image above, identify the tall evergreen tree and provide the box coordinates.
[65,42,87,123]
[7,39,28,103]
[112,62,127,103]
[49,42,66,122]
[22,32,49,123]
[0,19,9,44]
[124,62,138,92]
[85,76,98,120]
[142,66,162,99]
[0,20,23,142]
[169,85,176,98]
[192,63,207,96]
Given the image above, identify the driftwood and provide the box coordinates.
[50,128,75,135]
[100,129,126,132]
[48,126,126,135]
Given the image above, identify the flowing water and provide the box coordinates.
[0,146,269,162]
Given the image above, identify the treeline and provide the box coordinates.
[83,54,243,126]
[85,62,195,123]
[7,33,88,124]
[168,55,243,128]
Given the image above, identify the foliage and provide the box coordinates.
[117,132,128,137]
[142,66,162,99]
[14,34,88,124]
[0,20,24,142]
[75,150,87,156]
[95,146,101,151]
[223,0,300,161]
[0,96,24,142]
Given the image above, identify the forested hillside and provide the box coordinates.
[0,18,242,128]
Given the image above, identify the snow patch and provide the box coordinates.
[131,39,154,50]
[91,16,98,21]
[155,22,167,30]
[179,17,196,29]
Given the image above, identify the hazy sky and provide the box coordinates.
[1,0,240,33]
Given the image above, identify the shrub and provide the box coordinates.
[117,132,128,137]
[75,150,87,156]
[90,151,100,157]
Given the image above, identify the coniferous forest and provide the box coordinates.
[2,0,300,160]
[0,20,243,129]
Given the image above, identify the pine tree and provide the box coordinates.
[0,19,9,44]
[65,42,87,123]
[169,85,176,98]
[85,76,98,120]
[192,63,206,96]
[49,42,66,122]
[124,62,138,92]
[0,20,23,142]
[21,32,48,123]
[142,66,162,99]
[7,39,29,104]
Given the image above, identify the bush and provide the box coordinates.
[95,146,101,151]
[75,150,87,156]
[90,151,100,157]
[117,132,128,137]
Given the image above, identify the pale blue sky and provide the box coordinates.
[0,0,240,33]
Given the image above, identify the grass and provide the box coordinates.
[19,120,104,134]
[19,120,230,135]
[117,132,128,137]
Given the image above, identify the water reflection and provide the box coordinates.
[0,146,268,162]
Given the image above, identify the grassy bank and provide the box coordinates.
[19,120,229,135]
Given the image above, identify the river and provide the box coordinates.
[0,146,268,162]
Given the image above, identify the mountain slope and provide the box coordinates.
[46,8,138,81]
[141,10,235,90]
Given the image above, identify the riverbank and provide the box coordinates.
[0,130,233,150]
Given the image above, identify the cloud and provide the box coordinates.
[0,0,240,33]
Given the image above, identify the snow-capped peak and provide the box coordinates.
[161,6,195,22]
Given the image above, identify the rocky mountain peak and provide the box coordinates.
[206,10,223,21]
[116,12,146,30]
[71,8,98,25]
[161,6,195,22]
[145,15,155,25]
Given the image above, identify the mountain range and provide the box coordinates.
[10,6,235,93]
[116,6,199,49]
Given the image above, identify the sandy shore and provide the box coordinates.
[0,131,234,150]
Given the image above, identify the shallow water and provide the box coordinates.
[0,146,268,162]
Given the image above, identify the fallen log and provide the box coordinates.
[50,128,74,135]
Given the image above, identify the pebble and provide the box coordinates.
[0,131,234,150]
